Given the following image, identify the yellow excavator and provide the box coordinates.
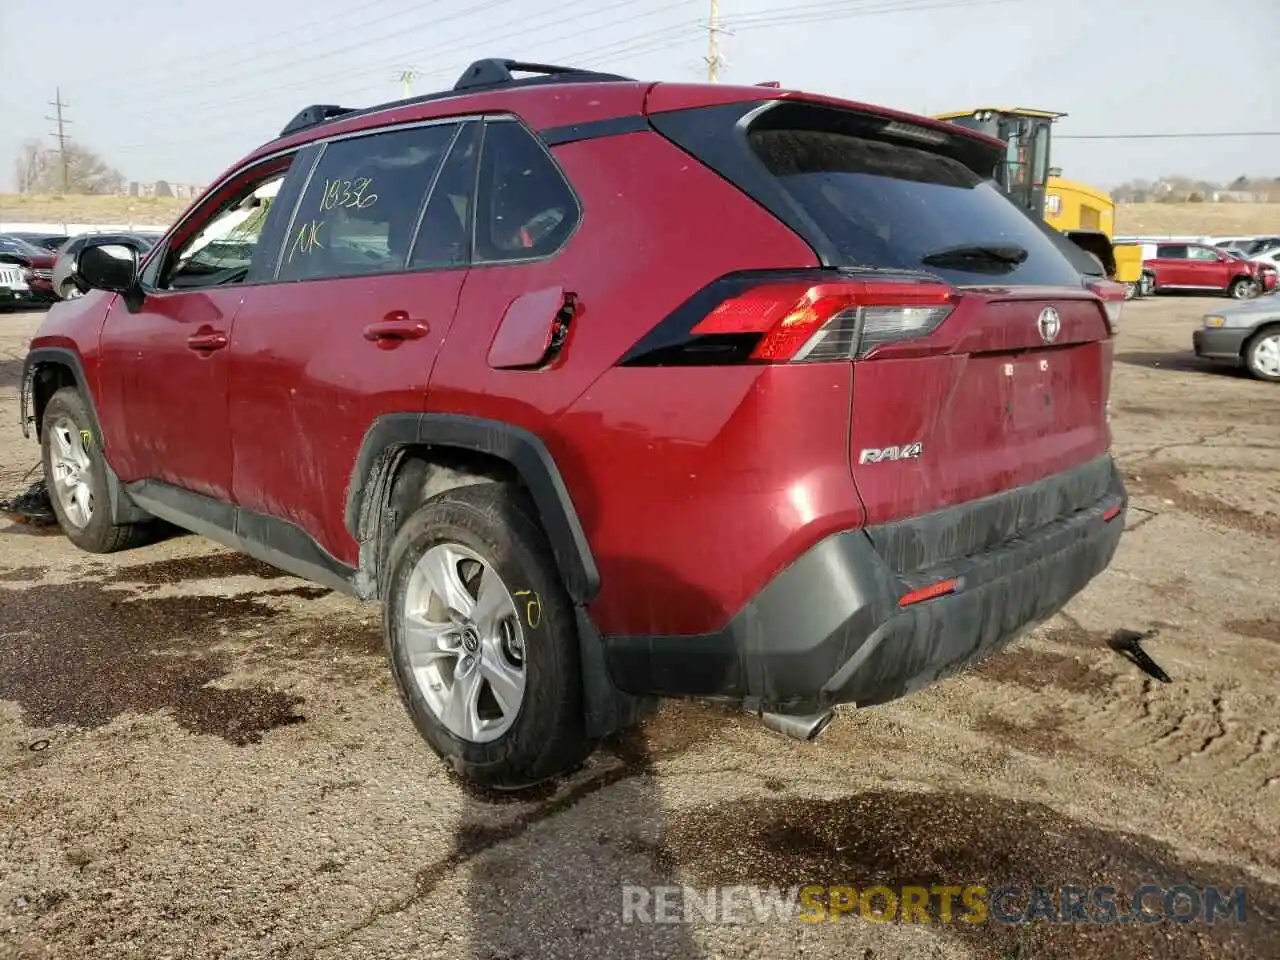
[933,107,1145,298]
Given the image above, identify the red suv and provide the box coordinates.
[1144,242,1269,299]
[20,60,1127,789]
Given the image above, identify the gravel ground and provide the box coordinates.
[1,296,1277,960]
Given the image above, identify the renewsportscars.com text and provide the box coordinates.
[621,884,1249,926]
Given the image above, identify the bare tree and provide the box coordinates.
[11,139,126,195]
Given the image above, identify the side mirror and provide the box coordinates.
[78,241,139,293]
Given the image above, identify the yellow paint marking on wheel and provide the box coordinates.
[513,589,543,629]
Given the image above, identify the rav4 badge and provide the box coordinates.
[859,443,923,465]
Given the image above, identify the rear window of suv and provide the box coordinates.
[747,126,1086,287]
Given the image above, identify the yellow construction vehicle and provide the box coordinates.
[933,107,1145,298]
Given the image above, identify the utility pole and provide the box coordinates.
[45,87,72,193]
[706,0,723,83]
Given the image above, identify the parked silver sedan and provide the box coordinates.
[1193,293,1280,381]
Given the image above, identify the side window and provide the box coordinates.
[408,121,481,270]
[277,123,457,282]
[1156,245,1187,259]
[160,159,292,290]
[474,119,579,263]
[1189,246,1218,261]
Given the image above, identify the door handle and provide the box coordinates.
[363,313,430,349]
[187,329,228,352]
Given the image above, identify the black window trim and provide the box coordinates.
[468,113,584,269]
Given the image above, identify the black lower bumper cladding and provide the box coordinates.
[602,455,1127,713]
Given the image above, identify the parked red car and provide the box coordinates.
[20,59,1127,789]
[1144,242,1269,299]
[0,235,57,303]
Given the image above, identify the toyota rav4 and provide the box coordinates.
[20,59,1127,789]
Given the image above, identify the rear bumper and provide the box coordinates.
[1193,327,1248,362]
[601,455,1127,713]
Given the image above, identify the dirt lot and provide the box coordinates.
[4,195,1277,237]
[1,296,1277,959]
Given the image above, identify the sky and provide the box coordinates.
[1,0,1276,192]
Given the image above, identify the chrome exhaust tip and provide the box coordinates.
[757,709,835,742]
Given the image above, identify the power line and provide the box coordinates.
[1057,131,1280,140]
[44,88,72,193]
[111,0,694,147]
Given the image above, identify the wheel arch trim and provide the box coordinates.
[346,413,601,603]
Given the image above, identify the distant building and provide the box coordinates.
[125,180,206,199]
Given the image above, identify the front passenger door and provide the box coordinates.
[97,153,300,501]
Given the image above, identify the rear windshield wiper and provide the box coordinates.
[920,243,1029,271]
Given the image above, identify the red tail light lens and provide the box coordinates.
[690,279,956,362]
[1087,278,1125,335]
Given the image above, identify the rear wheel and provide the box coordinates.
[1229,277,1260,300]
[40,387,153,552]
[383,482,589,790]
[1243,327,1280,382]
[1122,281,1138,301]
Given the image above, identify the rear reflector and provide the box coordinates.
[1087,278,1125,335]
[1103,504,1122,522]
[690,279,956,362]
[897,577,961,607]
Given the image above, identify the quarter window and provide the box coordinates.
[474,119,579,263]
[277,123,457,282]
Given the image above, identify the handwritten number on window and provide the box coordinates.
[320,177,378,213]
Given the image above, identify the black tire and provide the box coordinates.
[40,387,153,552]
[1243,325,1280,382]
[382,481,589,790]
[1229,277,1260,300]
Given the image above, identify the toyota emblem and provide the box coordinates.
[1037,307,1061,344]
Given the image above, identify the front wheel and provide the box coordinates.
[59,279,83,300]
[40,387,153,552]
[1244,327,1280,382]
[1229,277,1260,300]
[382,482,589,790]
[1122,281,1138,301]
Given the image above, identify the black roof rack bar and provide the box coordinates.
[453,58,632,91]
[280,104,356,138]
[274,59,633,143]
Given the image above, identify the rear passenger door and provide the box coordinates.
[1152,244,1188,286]
[227,119,481,564]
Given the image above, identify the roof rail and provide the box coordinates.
[452,58,632,92]
[280,104,356,138]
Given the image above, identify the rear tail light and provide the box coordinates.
[1087,278,1125,335]
[622,274,957,366]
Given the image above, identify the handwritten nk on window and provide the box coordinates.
[287,177,380,263]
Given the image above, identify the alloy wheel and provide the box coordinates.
[48,416,94,528]
[401,542,526,743]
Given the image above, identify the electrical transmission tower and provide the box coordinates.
[45,87,72,193]
[706,0,725,82]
